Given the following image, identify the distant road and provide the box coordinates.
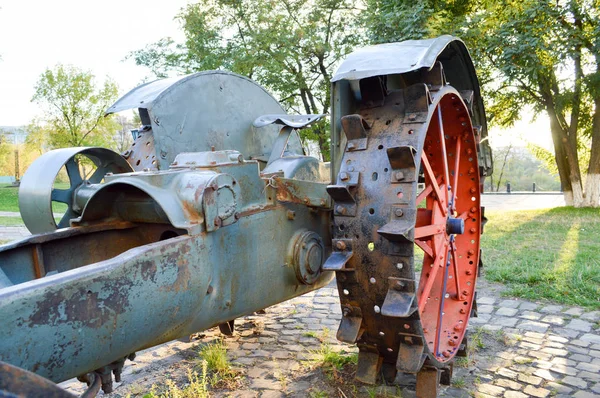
[482,192,565,211]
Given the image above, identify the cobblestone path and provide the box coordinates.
[58,278,600,398]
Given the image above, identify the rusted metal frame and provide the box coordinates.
[451,136,462,213]
[0,204,333,384]
[420,153,446,216]
[272,176,331,208]
[31,245,46,279]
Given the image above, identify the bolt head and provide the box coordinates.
[339,172,349,181]
[395,171,405,180]
[394,208,404,217]
[336,241,347,251]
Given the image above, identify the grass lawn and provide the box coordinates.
[0,185,20,212]
[0,216,27,226]
[0,184,68,213]
[482,207,600,309]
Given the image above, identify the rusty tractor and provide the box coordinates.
[0,35,492,397]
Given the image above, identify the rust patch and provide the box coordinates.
[140,260,157,282]
[27,277,134,329]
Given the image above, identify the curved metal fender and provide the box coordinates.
[331,35,492,176]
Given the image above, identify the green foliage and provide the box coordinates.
[131,0,365,160]
[363,0,474,44]
[197,340,230,374]
[489,146,560,191]
[31,64,120,149]
[364,0,600,205]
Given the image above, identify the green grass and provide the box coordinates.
[482,207,600,309]
[0,216,62,227]
[144,366,209,398]
[0,184,68,213]
[196,340,242,389]
[305,342,358,374]
[0,186,20,212]
[0,216,26,226]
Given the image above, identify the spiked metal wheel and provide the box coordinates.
[326,69,482,396]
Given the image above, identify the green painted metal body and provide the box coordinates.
[0,154,333,383]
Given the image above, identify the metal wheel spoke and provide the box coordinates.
[65,159,83,188]
[418,238,449,314]
[421,152,447,216]
[56,208,76,229]
[434,242,451,356]
[89,166,109,183]
[414,223,446,239]
[437,106,450,190]
[451,137,462,213]
[417,176,443,206]
[449,239,462,300]
[51,189,71,204]
[415,238,434,258]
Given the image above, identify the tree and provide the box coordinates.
[31,64,120,149]
[130,0,365,160]
[364,0,600,207]
[111,114,135,153]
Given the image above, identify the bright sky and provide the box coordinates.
[0,0,555,152]
[0,0,190,126]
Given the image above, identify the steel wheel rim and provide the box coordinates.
[415,91,481,363]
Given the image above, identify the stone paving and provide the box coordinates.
[0,225,29,242]
[57,277,600,398]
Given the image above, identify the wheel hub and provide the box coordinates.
[446,217,465,235]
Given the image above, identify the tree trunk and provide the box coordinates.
[548,114,574,206]
[583,95,600,207]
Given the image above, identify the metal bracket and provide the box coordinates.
[386,145,417,182]
[403,84,431,124]
[341,114,371,152]
[381,277,417,317]
[337,305,363,343]
[377,220,414,242]
[253,114,325,129]
[323,239,354,271]
[355,350,383,384]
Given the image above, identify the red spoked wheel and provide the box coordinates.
[414,90,481,363]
